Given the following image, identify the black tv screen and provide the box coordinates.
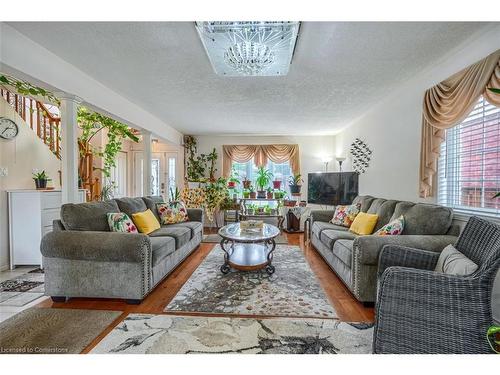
[307,172,359,206]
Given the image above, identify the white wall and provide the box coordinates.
[333,25,500,323]
[195,134,336,199]
[334,25,500,203]
[0,98,61,270]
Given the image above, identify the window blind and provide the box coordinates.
[438,96,500,216]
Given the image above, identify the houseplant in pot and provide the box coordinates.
[242,176,251,189]
[266,187,274,199]
[272,179,282,190]
[256,167,273,199]
[227,168,240,189]
[242,189,250,198]
[33,170,51,189]
[249,185,257,199]
[288,173,303,194]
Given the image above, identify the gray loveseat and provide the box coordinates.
[310,195,460,303]
[40,196,203,304]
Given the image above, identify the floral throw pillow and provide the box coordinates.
[375,215,405,236]
[107,212,138,233]
[157,201,189,225]
[330,204,361,228]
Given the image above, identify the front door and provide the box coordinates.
[134,151,178,200]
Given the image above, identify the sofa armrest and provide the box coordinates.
[354,234,458,266]
[41,231,151,263]
[187,208,204,223]
[310,210,335,224]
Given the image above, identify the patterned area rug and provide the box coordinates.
[91,314,374,354]
[165,245,337,318]
[203,233,288,244]
[0,269,45,307]
[0,307,122,354]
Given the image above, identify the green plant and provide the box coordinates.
[488,88,500,94]
[248,185,255,192]
[256,167,273,191]
[0,73,59,105]
[288,173,303,186]
[494,192,500,199]
[206,148,218,181]
[77,107,139,178]
[100,182,116,201]
[32,170,51,181]
[229,167,241,184]
[204,177,229,222]
[170,187,181,202]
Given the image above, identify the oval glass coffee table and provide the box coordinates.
[218,223,280,275]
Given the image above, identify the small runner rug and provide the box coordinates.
[91,314,373,354]
[165,245,337,318]
[0,307,122,354]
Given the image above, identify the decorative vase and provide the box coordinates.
[289,184,301,194]
[272,180,281,189]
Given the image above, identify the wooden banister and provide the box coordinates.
[0,88,61,159]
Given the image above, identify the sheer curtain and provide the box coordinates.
[420,49,500,198]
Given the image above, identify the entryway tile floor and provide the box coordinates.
[0,266,48,323]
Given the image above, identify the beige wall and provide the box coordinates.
[0,98,61,270]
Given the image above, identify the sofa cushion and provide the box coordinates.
[312,221,348,238]
[107,212,138,233]
[333,239,354,266]
[349,212,379,235]
[374,215,405,236]
[149,226,191,249]
[164,221,203,239]
[320,229,358,249]
[391,202,453,235]
[367,199,399,231]
[61,200,120,231]
[352,195,376,213]
[115,197,148,217]
[132,209,161,234]
[157,201,189,225]
[142,196,165,222]
[150,236,176,266]
[330,204,361,227]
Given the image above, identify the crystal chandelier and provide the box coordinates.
[224,42,275,75]
[195,21,300,77]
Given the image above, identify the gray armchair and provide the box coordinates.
[373,216,500,354]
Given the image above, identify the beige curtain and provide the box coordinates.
[222,144,300,177]
[419,50,500,198]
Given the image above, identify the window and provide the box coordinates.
[232,160,293,194]
[168,156,176,199]
[438,96,500,216]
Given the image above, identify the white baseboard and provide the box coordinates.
[0,263,9,272]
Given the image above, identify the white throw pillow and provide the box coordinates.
[435,244,478,276]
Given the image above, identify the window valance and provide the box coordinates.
[222,144,300,177]
[419,49,500,198]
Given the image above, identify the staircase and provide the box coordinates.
[0,88,61,159]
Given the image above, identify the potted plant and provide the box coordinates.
[33,170,51,189]
[270,206,277,215]
[169,187,181,202]
[272,179,282,190]
[288,173,304,194]
[249,185,257,199]
[242,189,250,198]
[242,176,251,189]
[246,204,255,215]
[257,205,265,214]
[266,187,274,199]
[256,167,273,199]
[227,168,240,189]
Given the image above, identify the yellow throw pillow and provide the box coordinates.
[349,212,379,235]
[131,209,160,234]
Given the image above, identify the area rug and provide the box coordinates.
[91,314,373,354]
[0,307,122,354]
[165,245,337,318]
[0,268,45,307]
[203,233,288,244]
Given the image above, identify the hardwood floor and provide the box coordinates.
[35,229,374,353]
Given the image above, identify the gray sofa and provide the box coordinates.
[310,195,460,303]
[40,196,203,304]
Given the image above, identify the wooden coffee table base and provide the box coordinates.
[220,240,276,275]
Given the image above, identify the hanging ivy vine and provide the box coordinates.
[0,73,60,105]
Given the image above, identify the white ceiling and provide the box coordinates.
[8,22,490,136]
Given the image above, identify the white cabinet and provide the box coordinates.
[7,189,86,269]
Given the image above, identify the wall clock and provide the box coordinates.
[0,117,19,140]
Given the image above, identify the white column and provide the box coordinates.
[142,131,152,196]
[59,94,82,203]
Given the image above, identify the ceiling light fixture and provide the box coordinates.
[195,21,300,77]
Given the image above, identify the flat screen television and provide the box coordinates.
[307,172,359,206]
